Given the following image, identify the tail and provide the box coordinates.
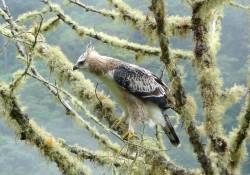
[162,114,180,147]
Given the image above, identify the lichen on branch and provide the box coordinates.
[227,78,250,174]
[0,83,90,175]
[107,0,192,38]
[42,1,193,60]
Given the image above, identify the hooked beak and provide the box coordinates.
[73,64,79,71]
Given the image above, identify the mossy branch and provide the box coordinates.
[150,0,187,108]
[0,15,197,174]
[150,1,213,174]
[107,0,192,38]
[191,1,233,175]
[31,27,196,175]
[34,43,129,136]
[229,1,250,11]
[0,8,126,158]
[68,0,118,19]
[64,144,133,168]
[42,1,193,60]
[65,143,198,175]
[227,87,250,174]
[27,69,123,154]
[0,83,90,175]
[0,10,208,175]
[192,0,226,150]
[16,8,49,24]
[220,85,246,112]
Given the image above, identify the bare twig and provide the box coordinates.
[68,0,117,19]
[159,66,165,80]
[229,1,250,11]
[95,82,103,108]
[32,14,43,48]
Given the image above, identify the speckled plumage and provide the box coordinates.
[110,63,171,109]
[73,47,180,146]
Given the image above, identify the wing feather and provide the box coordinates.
[110,63,169,109]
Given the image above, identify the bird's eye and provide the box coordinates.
[78,60,85,65]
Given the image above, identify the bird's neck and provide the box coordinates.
[88,55,119,75]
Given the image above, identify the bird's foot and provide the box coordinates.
[111,118,124,129]
[122,131,138,141]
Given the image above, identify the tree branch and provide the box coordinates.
[68,0,117,19]
[64,143,129,168]
[228,87,250,174]
[27,69,124,155]
[191,1,233,174]
[0,82,90,175]
[150,1,214,175]
[220,85,246,112]
[69,0,192,38]
[42,1,193,60]
[229,1,250,11]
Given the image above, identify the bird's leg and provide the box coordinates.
[110,117,125,129]
[110,110,128,129]
[122,117,137,140]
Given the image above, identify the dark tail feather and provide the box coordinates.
[162,115,180,147]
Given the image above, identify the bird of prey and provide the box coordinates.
[73,46,180,146]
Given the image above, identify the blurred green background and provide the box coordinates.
[0,0,249,174]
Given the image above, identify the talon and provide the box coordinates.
[122,131,137,140]
[111,118,123,129]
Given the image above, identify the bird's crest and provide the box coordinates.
[85,41,95,56]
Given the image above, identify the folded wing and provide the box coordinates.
[110,63,170,109]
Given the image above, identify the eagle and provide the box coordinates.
[73,46,180,146]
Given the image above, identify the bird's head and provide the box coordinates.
[73,44,96,71]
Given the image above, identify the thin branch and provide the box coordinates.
[32,14,43,48]
[68,0,117,19]
[220,85,247,112]
[0,2,35,94]
[229,1,250,11]
[155,125,165,150]
[16,8,50,24]
[228,90,250,173]
[63,143,129,168]
[94,82,103,108]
